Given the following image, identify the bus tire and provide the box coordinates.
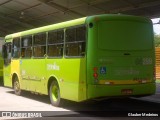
[49,80,62,107]
[13,76,21,96]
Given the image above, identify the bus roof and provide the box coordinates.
[5,14,151,41]
[5,17,87,40]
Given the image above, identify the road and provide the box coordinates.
[0,84,160,119]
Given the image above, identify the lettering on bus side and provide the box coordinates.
[47,62,60,71]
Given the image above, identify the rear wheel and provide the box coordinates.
[49,80,62,107]
[13,76,21,95]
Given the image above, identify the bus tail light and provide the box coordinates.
[93,67,99,83]
[93,67,98,78]
[93,73,98,78]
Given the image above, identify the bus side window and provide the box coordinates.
[12,38,20,58]
[21,36,32,58]
[33,33,46,58]
[48,29,64,57]
[3,43,11,66]
[3,45,7,59]
[65,25,86,57]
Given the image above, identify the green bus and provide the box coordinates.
[0,53,3,86]
[0,38,4,85]
[3,14,155,106]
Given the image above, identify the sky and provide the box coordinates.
[152,18,160,35]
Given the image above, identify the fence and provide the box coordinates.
[156,47,160,79]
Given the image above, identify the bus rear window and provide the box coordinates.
[98,21,153,50]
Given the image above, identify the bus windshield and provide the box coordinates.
[98,20,153,50]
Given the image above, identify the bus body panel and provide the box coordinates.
[19,58,86,102]
[3,64,12,87]
[87,83,155,99]
[46,58,86,101]
[86,15,155,99]
[20,59,46,93]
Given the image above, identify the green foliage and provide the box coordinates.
[155,35,160,47]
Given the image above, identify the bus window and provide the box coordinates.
[48,30,64,57]
[12,38,20,58]
[33,33,46,58]
[21,36,32,58]
[65,25,86,57]
[76,26,86,42]
[3,43,11,66]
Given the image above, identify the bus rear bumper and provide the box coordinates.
[87,83,156,99]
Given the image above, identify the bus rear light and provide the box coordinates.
[104,82,114,85]
[136,80,147,84]
[93,67,98,79]
[93,73,98,78]
[93,67,98,72]
[141,80,147,83]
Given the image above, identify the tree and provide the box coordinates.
[154,34,160,47]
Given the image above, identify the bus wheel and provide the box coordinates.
[13,77,21,95]
[49,81,62,107]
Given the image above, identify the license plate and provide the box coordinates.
[121,89,133,94]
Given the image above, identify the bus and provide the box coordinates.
[0,37,4,85]
[3,14,155,106]
[0,53,3,86]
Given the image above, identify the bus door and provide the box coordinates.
[3,42,12,87]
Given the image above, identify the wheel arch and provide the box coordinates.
[12,73,19,88]
[47,76,60,94]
